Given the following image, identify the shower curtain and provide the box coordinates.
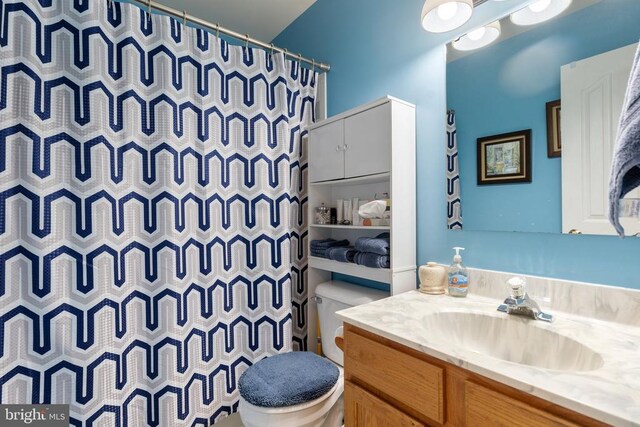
[0,1,316,425]
[446,110,463,230]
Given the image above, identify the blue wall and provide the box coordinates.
[275,0,640,290]
[448,2,640,233]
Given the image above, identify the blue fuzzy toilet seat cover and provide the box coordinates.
[238,351,340,408]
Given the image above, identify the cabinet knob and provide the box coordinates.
[568,228,582,234]
[336,145,341,152]
[343,144,349,151]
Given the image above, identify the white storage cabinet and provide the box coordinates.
[306,96,417,351]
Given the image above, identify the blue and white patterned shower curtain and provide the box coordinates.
[0,1,316,425]
[447,110,463,229]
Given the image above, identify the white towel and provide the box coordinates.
[358,200,386,218]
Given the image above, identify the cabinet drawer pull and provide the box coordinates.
[343,144,349,151]
[336,145,341,152]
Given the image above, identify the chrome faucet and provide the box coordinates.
[497,277,553,322]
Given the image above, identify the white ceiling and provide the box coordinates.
[155,0,316,42]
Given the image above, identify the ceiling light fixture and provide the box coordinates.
[452,20,501,51]
[421,0,474,33]
[510,0,572,26]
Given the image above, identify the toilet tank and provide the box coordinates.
[315,280,388,366]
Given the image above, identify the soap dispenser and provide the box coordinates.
[447,247,469,297]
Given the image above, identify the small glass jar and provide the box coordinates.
[315,203,331,225]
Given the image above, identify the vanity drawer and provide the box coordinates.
[345,380,425,426]
[465,381,579,426]
[344,328,444,424]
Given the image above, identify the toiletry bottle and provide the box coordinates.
[447,247,468,297]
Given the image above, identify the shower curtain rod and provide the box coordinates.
[127,0,331,72]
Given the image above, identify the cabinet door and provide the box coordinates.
[345,381,425,427]
[344,103,391,178]
[308,120,345,182]
[465,381,579,427]
[344,328,444,424]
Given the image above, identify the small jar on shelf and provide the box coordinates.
[314,203,331,225]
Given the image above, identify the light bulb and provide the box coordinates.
[437,2,459,21]
[511,0,572,26]
[452,20,500,51]
[467,27,486,41]
[529,0,551,13]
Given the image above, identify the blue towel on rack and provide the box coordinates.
[354,232,390,256]
[354,252,390,269]
[610,42,640,237]
[326,246,357,263]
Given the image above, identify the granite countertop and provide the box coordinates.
[336,290,640,426]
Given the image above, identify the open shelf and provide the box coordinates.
[310,224,390,230]
[308,256,391,284]
[310,172,390,186]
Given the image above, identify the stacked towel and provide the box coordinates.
[609,43,640,237]
[310,239,349,258]
[354,232,390,255]
[310,233,390,268]
[354,252,390,269]
[351,232,390,268]
[326,246,357,263]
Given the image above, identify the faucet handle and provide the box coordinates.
[507,276,526,298]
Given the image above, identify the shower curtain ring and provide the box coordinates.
[215,23,220,39]
[298,53,303,65]
[146,0,152,21]
[182,10,187,26]
[311,58,316,71]
[244,34,250,48]
[270,43,275,55]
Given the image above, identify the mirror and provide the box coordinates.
[446,0,640,235]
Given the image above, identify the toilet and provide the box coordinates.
[238,280,387,427]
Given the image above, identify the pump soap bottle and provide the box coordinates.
[447,247,469,297]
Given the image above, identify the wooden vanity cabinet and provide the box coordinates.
[342,324,608,427]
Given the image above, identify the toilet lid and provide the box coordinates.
[238,352,340,408]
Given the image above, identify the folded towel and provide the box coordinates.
[609,43,640,237]
[354,251,390,269]
[310,248,328,258]
[326,246,357,263]
[310,239,349,258]
[309,238,333,247]
[310,239,349,249]
[354,232,390,256]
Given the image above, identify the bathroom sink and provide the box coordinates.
[423,312,604,372]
